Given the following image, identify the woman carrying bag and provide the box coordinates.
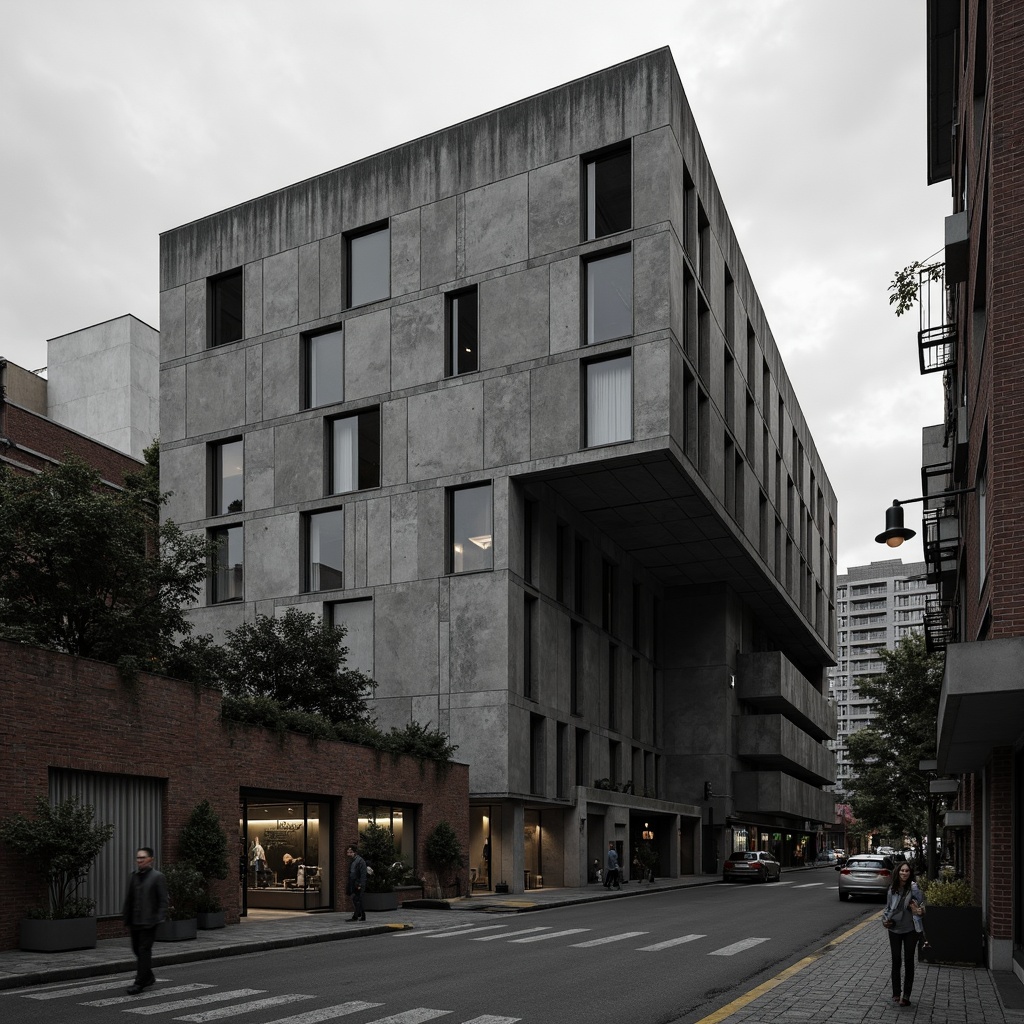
[881,860,926,1007]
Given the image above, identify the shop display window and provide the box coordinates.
[357,802,416,874]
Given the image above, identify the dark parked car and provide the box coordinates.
[723,850,782,883]
[837,854,895,901]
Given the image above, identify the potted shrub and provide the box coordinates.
[0,795,114,952]
[425,821,463,899]
[156,863,204,941]
[919,872,983,966]
[358,821,400,912]
[178,800,229,929]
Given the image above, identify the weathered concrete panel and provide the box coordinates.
[407,384,484,479]
[449,574,509,693]
[345,309,390,401]
[484,372,531,468]
[319,234,343,317]
[529,157,578,258]
[374,581,440,696]
[245,426,276,512]
[245,343,263,424]
[391,208,420,297]
[381,398,407,487]
[480,266,549,369]
[243,262,263,340]
[160,287,186,363]
[185,349,246,436]
[261,335,298,421]
[417,487,445,581]
[549,258,581,354]
[634,232,670,336]
[160,366,185,443]
[391,295,443,390]
[390,490,418,584]
[465,174,529,275]
[263,249,299,333]
[247,511,299,603]
[160,441,204,526]
[420,197,456,288]
[365,497,391,587]
[273,418,322,505]
[185,280,206,356]
[633,339,670,442]
[298,242,320,324]
[530,361,578,459]
[633,125,683,234]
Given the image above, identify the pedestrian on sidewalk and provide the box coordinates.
[122,847,168,996]
[346,844,367,921]
[604,842,620,890]
[881,860,926,1007]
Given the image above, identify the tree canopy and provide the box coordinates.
[0,453,211,668]
[846,632,944,845]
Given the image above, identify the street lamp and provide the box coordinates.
[874,489,976,548]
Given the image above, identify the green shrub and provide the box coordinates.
[425,821,462,896]
[164,863,206,920]
[358,821,401,893]
[924,876,974,907]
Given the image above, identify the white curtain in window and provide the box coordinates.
[587,356,632,446]
[332,417,358,493]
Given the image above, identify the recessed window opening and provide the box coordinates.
[584,147,631,240]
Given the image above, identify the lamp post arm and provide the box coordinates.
[892,487,977,507]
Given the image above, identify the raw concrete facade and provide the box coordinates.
[160,49,837,891]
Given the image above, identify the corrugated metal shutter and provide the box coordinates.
[48,769,163,918]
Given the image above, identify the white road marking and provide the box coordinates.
[360,1011,452,1024]
[176,993,315,1021]
[509,928,590,943]
[461,1017,521,1023]
[125,989,265,1015]
[472,926,551,941]
[570,931,648,947]
[426,924,507,938]
[258,1002,384,1024]
[792,883,824,889]
[709,937,771,956]
[85,984,215,1006]
[394,923,481,937]
[638,934,706,951]
[22,978,168,999]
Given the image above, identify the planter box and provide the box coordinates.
[156,918,198,942]
[920,905,984,966]
[197,910,226,930]
[362,891,399,912]
[19,917,96,952]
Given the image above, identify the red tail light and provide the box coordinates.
[724,861,734,870]
[840,868,851,875]
[878,869,891,877]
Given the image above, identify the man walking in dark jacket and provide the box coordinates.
[346,844,367,921]
[122,847,168,995]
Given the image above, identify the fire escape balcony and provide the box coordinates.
[924,595,954,655]
[917,264,957,375]
[923,505,959,600]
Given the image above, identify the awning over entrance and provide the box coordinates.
[937,637,1024,773]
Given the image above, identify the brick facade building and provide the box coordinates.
[0,641,469,951]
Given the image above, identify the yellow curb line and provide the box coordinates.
[692,915,877,1024]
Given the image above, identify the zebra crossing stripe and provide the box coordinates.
[426,924,507,938]
[460,1017,522,1023]
[395,924,479,937]
[22,978,165,999]
[472,926,550,941]
[509,928,590,943]
[359,1010,452,1024]
[638,934,706,951]
[792,883,823,889]
[570,931,648,947]
[124,989,265,1015]
[84,984,215,1006]
[709,937,771,956]
[257,1003,384,1024]
[175,993,315,1021]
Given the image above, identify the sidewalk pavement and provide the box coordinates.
[2,865,1022,1024]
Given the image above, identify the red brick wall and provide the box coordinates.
[987,751,1013,939]
[0,402,141,486]
[0,642,469,950]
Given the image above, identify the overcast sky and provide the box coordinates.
[0,0,949,574]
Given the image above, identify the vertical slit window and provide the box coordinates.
[330,410,381,494]
[447,287,478,375]
[306,509,344,592]
[584,147,631,240]
[212,438,243,516]
[306,328,344,408]
[209,269,243,347]
[585,250,632,345]
[450,483,493,574]
[348,224,390,307]
[585,355,632,447]
[211,525,243,603]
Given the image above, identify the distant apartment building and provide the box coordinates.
[829,560,936,799]
[160,49,838,893]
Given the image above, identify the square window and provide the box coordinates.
[329,409,380,494]
[348,224,390,307]
[585,355,632,447]
[447,287,478,375]
[306,328,344,408]
[210,524,243,603]
[585,250,632,344]
[306,509,344,592]
[209,269,244,347]
[584,147,631,240]
[211,438,243,516]
[450,483,493,573]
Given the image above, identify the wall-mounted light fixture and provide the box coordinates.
[874,488,976,548]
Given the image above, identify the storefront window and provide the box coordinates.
[358,802,416,871]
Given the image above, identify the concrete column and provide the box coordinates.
[504,802,525,893]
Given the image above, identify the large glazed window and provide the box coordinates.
[209,268,244,347]
[306,509,344,592]
[306,328,344,408]
[585,355,632,447]
[450,483,493,574]
[348,224,390,307]
[211,439,244,516]
[447,287,479,375]
[329,410,380,494]
[211,524,243,603]
[584,147,631,240]
[585,250,632,344]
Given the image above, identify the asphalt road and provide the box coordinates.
[4,878,879,1024]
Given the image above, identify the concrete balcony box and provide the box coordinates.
[736,652,837,741]
[733,771,834,823]
[19,916,96,952]
[736,715,835,785]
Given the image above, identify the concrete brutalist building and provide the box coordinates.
[159,48,837,894]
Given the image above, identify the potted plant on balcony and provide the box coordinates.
[918,870,983,966]
[359,821,401,912]
[177,800,229,929]
[156,863,205,941]
[0,795,114,952]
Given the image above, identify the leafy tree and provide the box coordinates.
[888,255,943,317]
[847,633,943,847]
[424,821,462,896]
[358,820,400,893]
[218,608,374,724]
[0,454,211,669]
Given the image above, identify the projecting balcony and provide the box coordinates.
[736,715,835,786]
[736,652,837,742]
[732,770,835,824]
[917,264,957,375]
